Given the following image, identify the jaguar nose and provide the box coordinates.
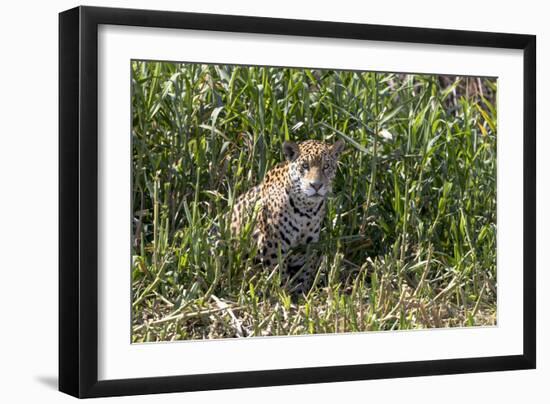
[310,181,322,191]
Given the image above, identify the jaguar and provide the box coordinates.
[230,139,345,293]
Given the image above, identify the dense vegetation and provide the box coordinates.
[131,61,497,342]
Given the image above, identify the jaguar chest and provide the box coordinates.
[271,195,325,247]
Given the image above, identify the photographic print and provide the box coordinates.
[59,8,536,396]
[131,60,497,342]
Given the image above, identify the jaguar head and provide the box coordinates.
[283,139,345,200]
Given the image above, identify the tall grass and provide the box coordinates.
[131,61,497,342]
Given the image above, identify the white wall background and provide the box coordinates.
[0,0,545,402]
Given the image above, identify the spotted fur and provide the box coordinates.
[230,139,345,293]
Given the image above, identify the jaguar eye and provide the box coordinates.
[302,162,309,170]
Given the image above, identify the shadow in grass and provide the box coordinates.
[35,375,58,390]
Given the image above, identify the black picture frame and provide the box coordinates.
[59,5,536,398]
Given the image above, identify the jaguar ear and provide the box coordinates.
[283,141,300,162]
[331,139,345,158]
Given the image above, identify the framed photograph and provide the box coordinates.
[59,6,536,398]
